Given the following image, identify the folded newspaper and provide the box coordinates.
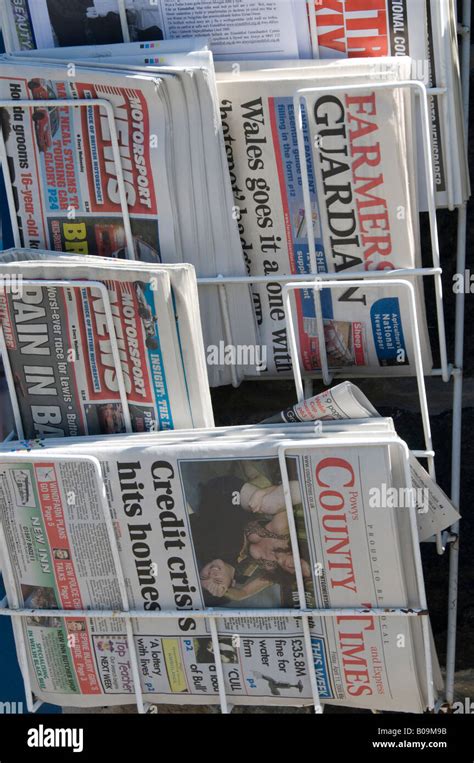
[0,248,214,435]
[0,422,442,711]
[0,47,258,385]
[217,57,432,378]
[262,381,460,542]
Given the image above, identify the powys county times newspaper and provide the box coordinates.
[0,427,441,711]
[217,58,432,377]
[0,248,214,436]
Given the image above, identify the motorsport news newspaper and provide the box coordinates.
[0,250,214,437]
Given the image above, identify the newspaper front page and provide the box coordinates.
[0,248,214,435]
[0,60,179,260]
[309,0,469,208]
[217,58,432,377]
[0,428,440,711]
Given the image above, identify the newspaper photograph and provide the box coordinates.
[0,429,440,711]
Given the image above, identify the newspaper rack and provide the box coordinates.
[0,0,470,712]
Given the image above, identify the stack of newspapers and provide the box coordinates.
[0,409,446,709]
[0,37,258,386]
[0,382,460,710]
[0,0,466,714]
[0,248,214,435]
[0,4,468,381]
[1,0,468,209]
[217,55,433,378]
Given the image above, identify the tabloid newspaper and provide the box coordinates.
[0,248,214,437]
[0,423,442,711]
[0,59,182,255]
[217,57,432,378]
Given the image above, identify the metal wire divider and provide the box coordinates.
[445,0,471,707]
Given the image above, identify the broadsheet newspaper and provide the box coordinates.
[0,248,214,436]
[217,57,432,377]
[0,422,442,711]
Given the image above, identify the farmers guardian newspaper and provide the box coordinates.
[217,59,432,377]
[309,0,468,208]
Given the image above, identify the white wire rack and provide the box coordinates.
[0,0,470,714]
